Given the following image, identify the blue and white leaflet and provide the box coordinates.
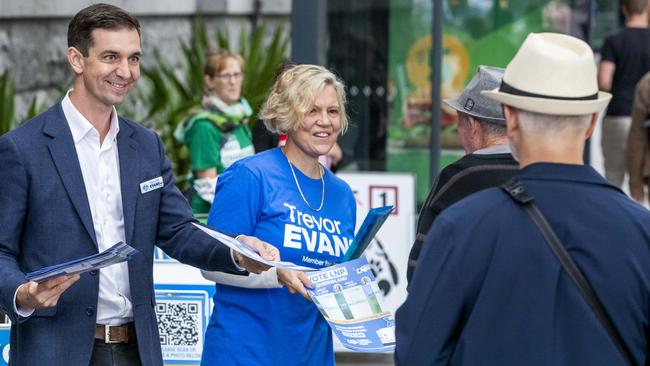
[307,257,396,353]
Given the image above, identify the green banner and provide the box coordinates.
[386,0,581,203]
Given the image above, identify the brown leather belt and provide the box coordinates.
[95,323,135,344]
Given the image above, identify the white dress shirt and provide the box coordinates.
[61,90,133,325]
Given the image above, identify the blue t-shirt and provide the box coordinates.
[201,148,356,366]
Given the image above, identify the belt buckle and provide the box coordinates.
[104,325,121,344]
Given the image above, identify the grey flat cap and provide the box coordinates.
[444,65,505,125]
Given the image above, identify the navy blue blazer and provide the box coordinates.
[396,163,650,365]
[0,103,240,366]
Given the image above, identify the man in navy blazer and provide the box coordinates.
[396,33,650,365]
[0,4,278,366]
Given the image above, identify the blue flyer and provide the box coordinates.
[306,257,395,352]
[25,242,138,282]
[342,206,393,262]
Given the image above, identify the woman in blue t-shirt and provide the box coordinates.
[200,64,357,365]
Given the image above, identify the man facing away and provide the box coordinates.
[0,4,278,366]
[406,66,519,283]
[396,32,650,365]
[598,0,650,187]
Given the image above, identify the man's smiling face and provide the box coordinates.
[76,27,141,109]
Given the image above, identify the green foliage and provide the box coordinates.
[25,96,42,121]
[214,24,290,125]
[0,70,43,136]
[135,19,289,188]
[0,71,15,136]
[132,20,212,188]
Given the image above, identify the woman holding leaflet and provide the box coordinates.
[200,64,357,365]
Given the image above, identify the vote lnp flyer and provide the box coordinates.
[307,257,395,353]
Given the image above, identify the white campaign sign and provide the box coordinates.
[336,172,416,352]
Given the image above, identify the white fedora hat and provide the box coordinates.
[482,32,611,115]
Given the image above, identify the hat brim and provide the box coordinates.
[481,89,612,115]
[443,98,506,125]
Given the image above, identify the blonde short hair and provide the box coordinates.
[260,64,348,134]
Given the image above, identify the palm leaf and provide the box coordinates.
[216,27,230,49]
[24,96,42,122]
[134,18,288,187]
[0,71,16,135]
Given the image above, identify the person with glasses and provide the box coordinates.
[175,50,255,214]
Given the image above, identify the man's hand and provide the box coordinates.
[234,235,280,274]
[16,274,80,310]
[277,269,313,301]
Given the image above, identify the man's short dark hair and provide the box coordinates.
[622,0,648,15]
[67,3,140,56]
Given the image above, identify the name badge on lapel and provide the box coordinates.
[140,176,164,194]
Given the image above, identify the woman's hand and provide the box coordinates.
[277,269,313,301]
[234,235,280,274]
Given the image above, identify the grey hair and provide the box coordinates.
[517,109,591,136]
[477,119,507,137]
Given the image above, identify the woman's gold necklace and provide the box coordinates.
[284,151,325,212]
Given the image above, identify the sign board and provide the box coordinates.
[153,259,215,365]
[335,172,416,352]
[154,286,214,365]
[0,323,9,366]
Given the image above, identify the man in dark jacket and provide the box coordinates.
[0,4,276,366]
[407,66,518,283]
[397,32,650,365]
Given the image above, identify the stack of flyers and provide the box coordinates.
[306,257,396,353]
[25,242,139,283]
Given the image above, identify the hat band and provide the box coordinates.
[499,81,598,101]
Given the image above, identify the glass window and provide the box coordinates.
[323,0,616,204]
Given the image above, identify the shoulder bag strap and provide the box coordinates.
[500,179,636,366]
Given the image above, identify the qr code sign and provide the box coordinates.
[156,299,204,361]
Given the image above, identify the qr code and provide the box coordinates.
[156,301,201,346]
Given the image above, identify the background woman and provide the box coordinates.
[175,50,255,214]
[200,64,357,365]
